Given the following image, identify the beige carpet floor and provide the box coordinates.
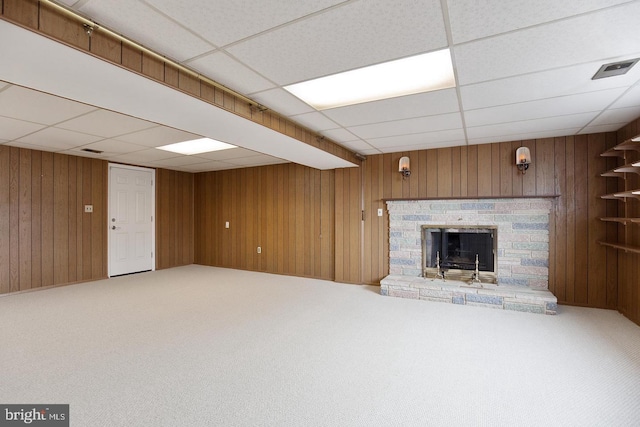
[1,265,639,426]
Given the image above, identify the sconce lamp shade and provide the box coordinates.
[399,156,411,179]
[515,147,531,174]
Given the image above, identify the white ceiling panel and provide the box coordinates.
[288,112,340,132]
[589,106,640,126]
[16,127,102,150]
[0,85,96,125]
[146,0,348,47]
[57,110,157,138]
[151,155,216,168]
[113,126,200,148]
[226,154,288,167]
[187,52,276,95]
[336,139,377,152]
[0,116,45,140]
[611,84,640,109]
[319,128,360,144]
[323,89,460,127]
[579,123,628,134]
[77,139,148,155]
[460,61,640,111]
[228,0,448,85]
[348,113,463,140]
[367,129,467,149]
[467,112,598,140]
[110,148,180,163]
[180,161,239,172]
[448,0,632,44]
[194,147,262,161]
[378,139,465,153]
[464,88,627,128]
[251,88,315,116]
[79,0,214,62]
[454,1,640,85]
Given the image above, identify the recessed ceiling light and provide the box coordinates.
[284,49,456,110]
[157,138,236,155]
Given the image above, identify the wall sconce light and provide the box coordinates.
[399,156,411,179]
[515,147,531,174]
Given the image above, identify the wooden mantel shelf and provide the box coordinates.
[384,195,560,202]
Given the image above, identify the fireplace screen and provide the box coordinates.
[422,226,497,282]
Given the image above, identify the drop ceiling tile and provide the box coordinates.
[358,148,383,156]
[320,128,359,143]
[589,106,640,126]
[289,112,340,132]
[454,1,640,85]
[336,139,376,152]
[460,61,640,110]
[611,84,640,109]
[180,161,239,172]
[348,113,462,140]
[227,154,287,166]
[77,139,148,155]
[323,89,460,127]
[146,0,347,47]
[17,127,102,150]
[114,126,201,148]
[79,0,214,61]
[466,112,597,139]
[0,116,45,140]
[366,129,466,150]
[448,0,631,44]
[464,88,627,128]
[187,52,275,94]
[110,148,181,164]
[57,110,157,138]
[579,123,626,134]
[228,0,447,84]
[151,155,214,168]
[193,147,260,161]
[0,85,96,125]
[467,128,583,145]
[378,139,464,153]
[251,88,315,116]
[6,140,64,152]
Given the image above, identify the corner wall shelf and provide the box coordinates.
[598,134,640,252]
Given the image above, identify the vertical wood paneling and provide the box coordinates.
[553,138,567,302]
[194,163,335,281]
[156,169,195,270]
[0,147,10,294]
[573,136,589,305]
[0,149,108,295]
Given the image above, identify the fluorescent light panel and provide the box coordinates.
[284,49,455,110]
[157,138,235,155]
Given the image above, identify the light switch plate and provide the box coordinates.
[377,208,383,217]
[84,205,93,213]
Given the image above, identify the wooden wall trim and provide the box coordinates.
[0,4,360,166]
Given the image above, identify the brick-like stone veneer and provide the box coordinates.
[381,198,558,314]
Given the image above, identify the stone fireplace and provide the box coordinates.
[380,198,558,314]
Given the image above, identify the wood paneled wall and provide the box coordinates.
[156,169,194,270]
[0,0,359,166]
[194,164,334,281]
[0,147,108,293]
[335,167,362,284]
[360,135,619,309]
[616,118,640,326]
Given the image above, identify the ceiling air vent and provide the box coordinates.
[81,148,103,154]
[592,58,639,80]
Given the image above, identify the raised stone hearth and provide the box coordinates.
[380,275,557,314]
[381,198,558,314]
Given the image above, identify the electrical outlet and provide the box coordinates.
[257,246,261,254]
[225,221,229,228]
[377,208,383,217]
[84,205,93,213]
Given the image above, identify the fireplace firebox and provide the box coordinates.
[422,226,497,283]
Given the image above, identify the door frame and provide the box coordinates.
[108,163,156,277]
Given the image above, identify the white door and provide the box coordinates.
[108,164,155,277]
